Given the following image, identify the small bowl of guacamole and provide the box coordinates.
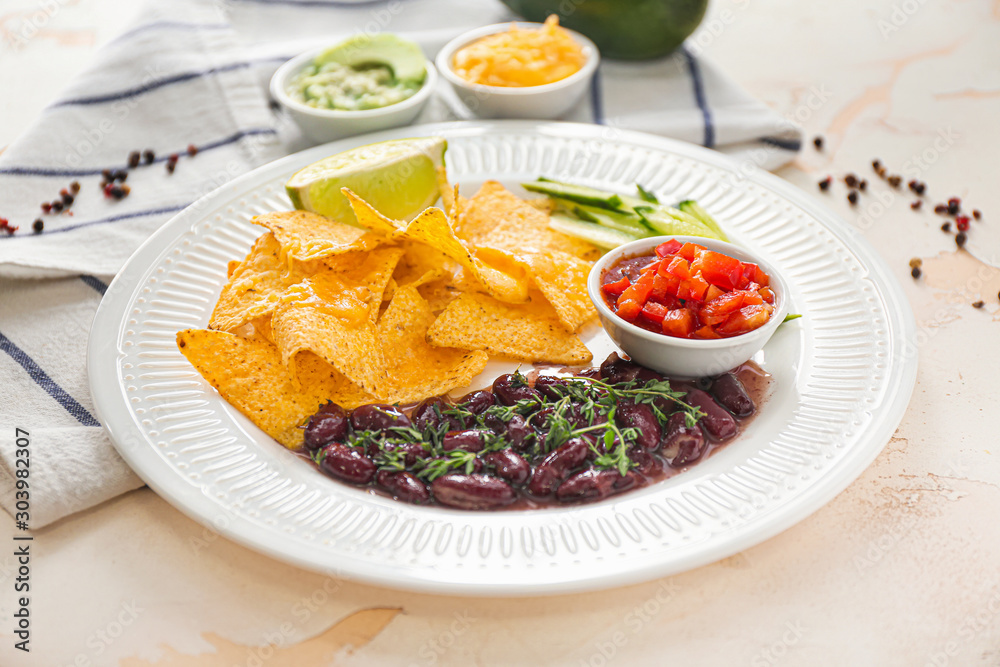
[272,34,436,143]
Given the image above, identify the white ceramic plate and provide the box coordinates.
[88,121,916,596]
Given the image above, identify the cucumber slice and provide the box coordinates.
[523,180,623,210]
[633,205,722,240]
[558,202,650,235]
[548,214,640,249]
[677,200,729,242]
[636,183,659,203]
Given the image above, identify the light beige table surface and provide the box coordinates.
[2,0,999,665]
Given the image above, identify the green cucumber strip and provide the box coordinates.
[548,214,640,249]
[677,200,729,242]
[564,203,650,235]
[523,180,623,210]
[634,205,721,240]
[636,183,659,203]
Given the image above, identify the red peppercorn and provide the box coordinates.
[956,215,970,231]
[103,183,115,198]
[187,144,198,157]
[973,209,982,220]
[70,181,80,194]
[911,200,922,210]
[41,202,52,213]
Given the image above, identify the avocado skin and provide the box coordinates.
[501,0,708,60]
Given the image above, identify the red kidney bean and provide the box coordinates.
[534,375,568,400]
[432,474,516,509]
[629,448,657,476]
[710,373,755,418]
[528,406,554,430]
[318,443,376,484]
[600,353,663,385]
[442,429,486,453]
[506,414,532,452]
[424,456,483,474]
[350,403,412,433]
[492,373,541,406]
[412,397,450,431]
[684,389,738,440]
[615,400,661,451]
[458,389,495,415]
[556,468,639,502]
[375,470,430,504]
[665,424,707,467]
[303,402,349,451]
[369,440,425,466]
[483,450,531,485]
[660,412,686,459]
[575,367,602,380]
[528,437,591,496]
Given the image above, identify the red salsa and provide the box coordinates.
[601,239,776,339]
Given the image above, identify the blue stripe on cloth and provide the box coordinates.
[0,204,190,240]
[0,331,101,427]
[760,136,802,152]
[0,127,277,177]
[111,20,232,45]
[54,61,253,107]
[589,66,604,125]
[681,47,714,148]
[80,275,108,295]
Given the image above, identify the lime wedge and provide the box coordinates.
[286,137,447,224]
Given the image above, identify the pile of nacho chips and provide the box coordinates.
[177,179,599,448]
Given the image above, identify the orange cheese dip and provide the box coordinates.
[452,15,586,88]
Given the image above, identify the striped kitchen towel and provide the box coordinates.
[0,0,801,527]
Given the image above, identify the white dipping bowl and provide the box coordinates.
[587,236,790,379]
[270,48,437,144]
[435,22,599,120]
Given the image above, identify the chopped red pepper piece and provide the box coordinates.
[640,301,668,325]
[661,308,696,338]
[602,276,631,297]
[655,239,683,257]
[664,255,691,280]
[616,270,657,321]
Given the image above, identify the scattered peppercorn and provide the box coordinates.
[973,209,982,220]
[876,166,887,178]
[70,181,80,194]
[128,151,141,168]
[911,266,921,279]
[847,190,858,205]
[972,300,984,309]
[813,136,824,150]
[61,192,74,206]
[0,218,18,235]
[907,180,926,195]
[911,200,923,210]
[143,149,155,165]
[115,169,128,182]
[166,161,176,174]
[872,159,882,171]
[858,179,868,191]
[41,202,52,213]
[845,173,858,188]
[941,222,951,232]
[934,204,949,215]
[32,219,43,233]
[956,231,967,248]
[121,184,131,197]
[956,215,970,232]
[909,258,922,269]
[51,200,63,212]
[888,175,902,188]
[947,199,960,216]
[102,169,113,182]
[108,184,126,200]
[187,143,198,157]
[818,176,832,191]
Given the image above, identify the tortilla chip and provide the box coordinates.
[253,209,383,262]
[323,245,405,322]
[417,278,462,314]
[271,274,388,394]
[426,292,592,365]
[227,260,241,279]
[176,329,374,448]
[342,188,405,235]
[400,206,529,303]
[378,284,488,403]
[521,250,598,332]
[457,181,601,261]
[209,233,320,332]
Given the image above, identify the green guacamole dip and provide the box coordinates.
[289,62,423,111]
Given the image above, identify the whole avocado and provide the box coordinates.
[501,0,708,60]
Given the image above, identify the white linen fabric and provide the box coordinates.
[0,0,801,527]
